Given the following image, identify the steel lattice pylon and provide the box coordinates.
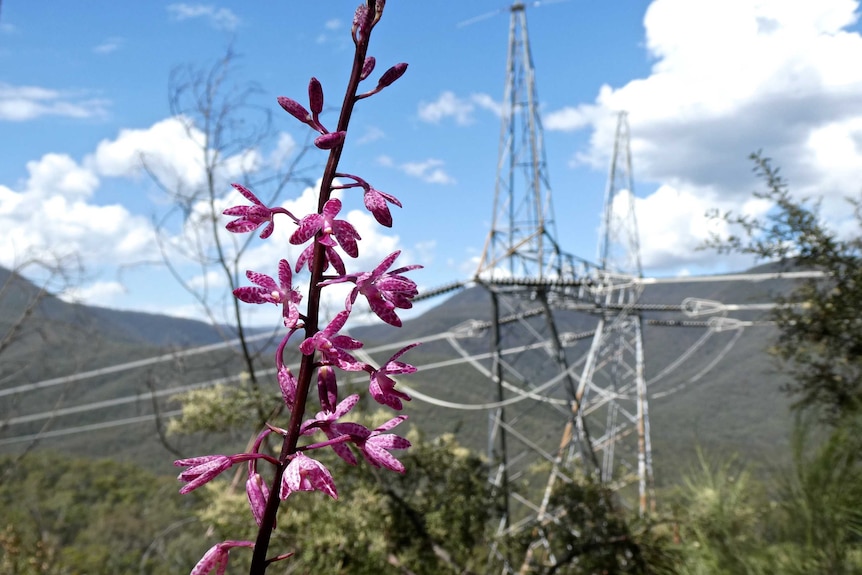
[583,112,655,515]
[468,4,654,573]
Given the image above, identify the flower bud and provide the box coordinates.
[377,62,407,89]
[360,57,376,81]
[314,131,346,150]
[277,96,311,125]
[308,77,323,115]
[352,5,371,42]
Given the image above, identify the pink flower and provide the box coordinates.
[336,415,411,473]
[321,251,421,327]
[301,393,361,465]
[175,455,233,495]
[290,198,360,257]
[363,186,402,227]
[175,453,258,494]
[280,453,338,500]
[223,184,283,239]
[308,77,324,117]
[233,260,302,328]
[299,311,365,371]
[368,344,418,409]
[190,540,254,575]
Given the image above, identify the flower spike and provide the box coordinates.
[207,4,420,570]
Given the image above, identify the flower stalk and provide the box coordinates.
[173,2,420,574]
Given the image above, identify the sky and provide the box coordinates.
[3,1,862,327]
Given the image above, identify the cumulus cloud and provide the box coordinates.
[552,0,862,272]
[0,83,110,122]
[167,3,240,30]
[377,156,455,185]
[88,115,260,198]
[417,91,500,125]
[0,153,155,271]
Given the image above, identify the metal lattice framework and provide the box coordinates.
[468,3,654,572]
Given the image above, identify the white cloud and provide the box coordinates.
[90,116,206,186]
[0,83,110,122]
[0,153,156,271]
[401,159,456,185]
[93,37,123,54]
[544,106,594,132]
[417,91,499,125]
[167,4,240,30]
[26,153,99,200]
[377,156,455,185]
[59,280,126,306]
[557,0,862,272]
[88,115,260,197]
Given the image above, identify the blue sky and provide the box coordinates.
[3,1,862,325]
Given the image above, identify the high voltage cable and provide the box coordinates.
[0,272,796,443]
[0,321,751,439]
[3,272,810,400]
[0,410,184,446]
[0,331,277,398]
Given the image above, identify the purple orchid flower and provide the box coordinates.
[190,540,255,575]
[301,393,361,465]
[368,343,418,409]
[336,415,411,473]
[233,259,302,328]
[363,186,402,227]
[223,183,295,239]
[299,311,365,371]
[321,251,421,327]
[290,198,360,258]
[280,453,338,500]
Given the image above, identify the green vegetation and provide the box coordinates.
[707,152,862,422]
[0,453,207,574]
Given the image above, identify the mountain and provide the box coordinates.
[0,263,806,482]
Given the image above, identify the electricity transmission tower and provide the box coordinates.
[469,3,653,572]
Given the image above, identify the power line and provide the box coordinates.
[0,410,184,446]
[0,331,276,398]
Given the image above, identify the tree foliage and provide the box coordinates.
[672,422,862,575]
[196,426,494,574]
[0,453,207,574]
[706,152,862,421]
[513,476,680,575]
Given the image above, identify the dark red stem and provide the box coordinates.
[247,3,378,573]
